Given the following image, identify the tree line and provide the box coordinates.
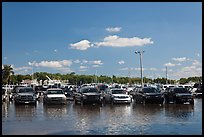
[2,64,202,85]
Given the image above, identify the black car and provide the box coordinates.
[133,87,164,104]
[164,87,194,104]
[73,86,103,106]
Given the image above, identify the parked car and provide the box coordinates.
[63,86,74,100]
[43,88,67,105]
[73,86,103,106]
[102,88,132,104]
[164,87,194,104]
[9,85,26,101]
[133,87,164,104]
[192,83,202,98]
[13,87,37,104]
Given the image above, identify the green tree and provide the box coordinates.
[2,65,14,85]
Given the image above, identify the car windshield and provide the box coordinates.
[47,90,63,94]
[174,88,190,93]
[19,88,34,93]
[112,90,124,94]
[82,88,99,93]
[143,88,159,93]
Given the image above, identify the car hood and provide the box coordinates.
[176,93,192,96]
[83,93,100,96]
[145,93,162,96]
[112,94,129,97]
[47,94,66,98]
[17,93,34,96]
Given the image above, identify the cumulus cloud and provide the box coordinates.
[89,60,103,65]
[106,27,122,33]
[164,62,176,67]
[118,60,125,65]
[28,60,72,68]
[80,66,89,69]
[149,68,157,71]
[54,49,58,52]
[70,40,93,50]
[74,59,81,64]
[92,65,100,68]
[172,57,190,62]
[94,35,153,47]
[192,60,201,66]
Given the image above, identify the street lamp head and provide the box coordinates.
[135,51,140,54]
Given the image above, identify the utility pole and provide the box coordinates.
[135,50,145,88]
[166,66,168,84]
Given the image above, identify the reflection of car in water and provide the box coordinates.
[14,104,37,121]
[164,104,194,121]
[164,87,194,104]
[43,104,67,118]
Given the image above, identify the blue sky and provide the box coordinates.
[2,2,202,80]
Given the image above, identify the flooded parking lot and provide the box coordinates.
[2,98,202,135]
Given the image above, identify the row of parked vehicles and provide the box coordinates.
[4,83,201,105]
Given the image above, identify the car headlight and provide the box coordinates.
[82,95,87,99]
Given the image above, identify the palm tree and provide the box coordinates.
[2,65,14,85]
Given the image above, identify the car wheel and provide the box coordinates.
[111,99,114,105]
[142,98,146,104]
[80,99,84,106]
[74,98,78,104]
[190,99,194,105]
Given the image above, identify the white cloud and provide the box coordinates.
[149,68,157,71]
[56,67,73,74]
[29,60,72,68]
[164,62,176,67]
[74,59,81,64]
[82,59,88,64]
[54,49,58,52]
[89,60,103,65]
[80,66,89,69]
[192,60,201,66]
[94,35,153,47]
[172,57,190,62]
[4,57,7,60]
[13,66,32,74]
[106,27,122,33]
[92,65,100,68]
[118,60,125,65]
[70,40,92,50]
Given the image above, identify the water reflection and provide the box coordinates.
[164,104,194,122]
[14,103,37,121]
[43,104,67,119]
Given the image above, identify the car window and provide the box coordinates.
[143,88,159,93]
[47,90,63,94]
[111,90,124,94]
[82,88,99,93]
[19,88,34,93]
[174,88,190,93]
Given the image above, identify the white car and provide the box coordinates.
[103,88,132,104]
[43,88,67,105]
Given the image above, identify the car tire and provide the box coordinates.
[190,99,194,105]
[80,99,84,106]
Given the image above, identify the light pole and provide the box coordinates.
[135,50,145,88]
